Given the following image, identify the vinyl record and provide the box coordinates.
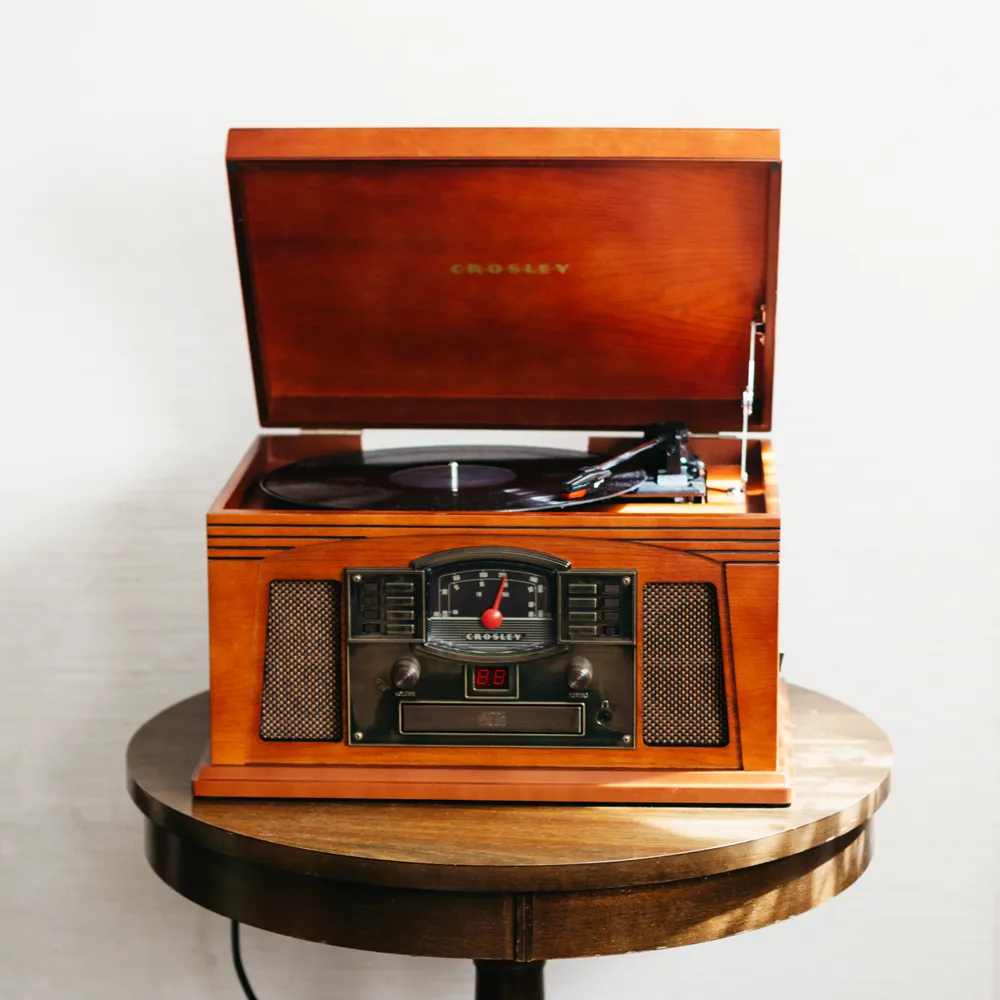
[259,446,647,512]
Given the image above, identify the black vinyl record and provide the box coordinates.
[259,446,647,512]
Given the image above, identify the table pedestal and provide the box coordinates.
[475,960,545,1000]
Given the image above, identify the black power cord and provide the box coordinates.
[231,921,261,1000]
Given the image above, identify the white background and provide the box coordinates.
[1,1,997,997]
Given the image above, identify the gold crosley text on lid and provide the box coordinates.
[227,128,780,432]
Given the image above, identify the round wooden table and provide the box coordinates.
[127,684,891,999]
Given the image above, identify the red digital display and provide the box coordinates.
[472,667,511,690]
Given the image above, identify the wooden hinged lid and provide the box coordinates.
[227,128,780,432]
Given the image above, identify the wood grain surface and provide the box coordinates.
[202,436,782,799]
[227,128,779,432]
[205,533,750,774]
[227,127,781,161]
[128,683,888,960]
[129,683,889,894]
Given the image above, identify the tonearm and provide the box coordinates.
[562,422,706,502]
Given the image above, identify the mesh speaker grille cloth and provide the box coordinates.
[641,582,728,747]
[259,580,342,741]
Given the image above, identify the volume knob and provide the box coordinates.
[391,656,421,690]
[565,656,593,691]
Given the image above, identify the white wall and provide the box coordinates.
[1,2,996,997]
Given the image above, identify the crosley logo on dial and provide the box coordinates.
[465,632,524,642]
[449,263,570,275]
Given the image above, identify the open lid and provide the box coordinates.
[227,128,780,432]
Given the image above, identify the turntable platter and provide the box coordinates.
[259,446,647,512]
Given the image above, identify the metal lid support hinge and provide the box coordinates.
[732,307,766,498]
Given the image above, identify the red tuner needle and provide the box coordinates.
[480,574,507,630]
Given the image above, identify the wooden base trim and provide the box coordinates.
[193,764,792,805]
[194,694,792,804]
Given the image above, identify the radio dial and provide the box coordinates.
[391,656,421,690]
[565,656,593,691]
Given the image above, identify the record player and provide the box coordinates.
[193,127,788,804]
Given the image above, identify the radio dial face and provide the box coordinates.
[425,561,557,657]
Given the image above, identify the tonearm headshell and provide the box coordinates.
[562,422,707,503]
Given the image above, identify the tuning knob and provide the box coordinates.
[391,656,421,690]
[565,656,593,691]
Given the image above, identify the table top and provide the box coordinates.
[127,683,891,959]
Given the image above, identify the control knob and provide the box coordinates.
[391,656,421,690]
[565,655,593,691]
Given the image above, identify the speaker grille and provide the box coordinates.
[259,580,342,741]
[641,583,728,747]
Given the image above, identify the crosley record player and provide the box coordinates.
[193,127,788,804]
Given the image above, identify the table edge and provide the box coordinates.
[127,685,892,893]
